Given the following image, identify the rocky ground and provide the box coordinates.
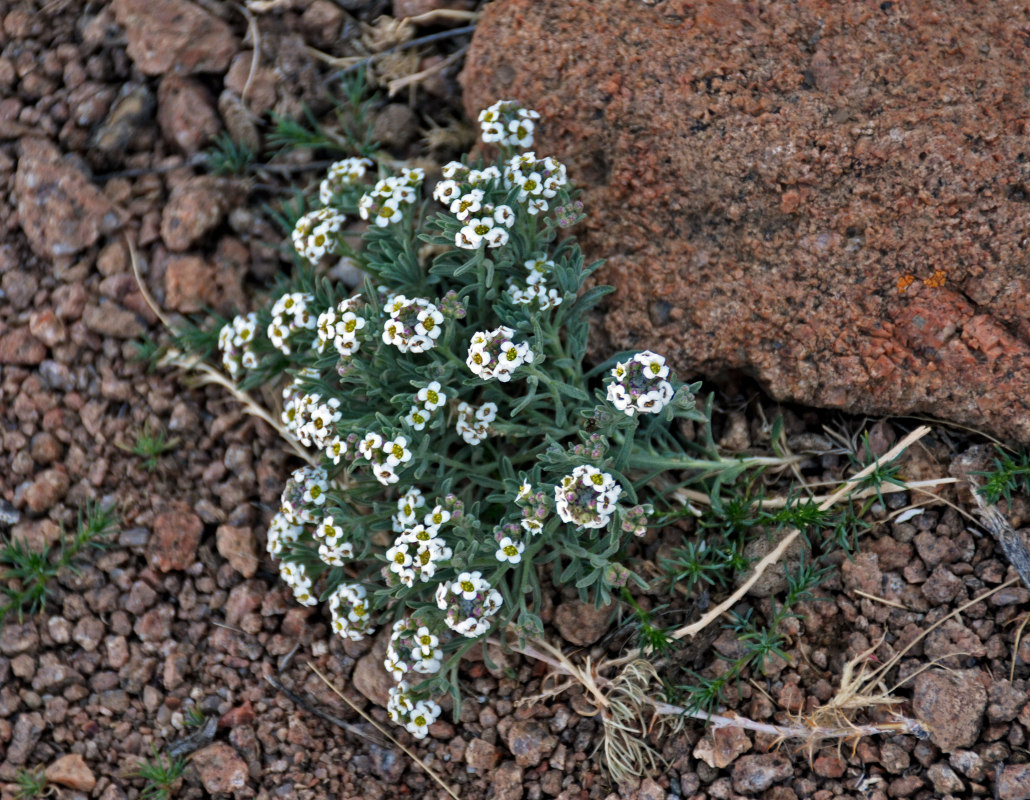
[2,2,1030,800]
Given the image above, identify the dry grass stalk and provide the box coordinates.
[672,476,956,511]
[509,427,947,780]
[309,664,462,800]
[126,238,320,468]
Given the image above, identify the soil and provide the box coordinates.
[1,2,1029,800]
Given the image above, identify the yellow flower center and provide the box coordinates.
[460,581,474,593]
[504,545,518,557]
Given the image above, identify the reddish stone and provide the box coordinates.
[0,327,46,365]
[219,700,255,729]
[148,510,203,572]
[162,254,217,314]
[112,0,238,76]
[156,74,221,154]
[14,138,121,258]
[462,1,1030,443]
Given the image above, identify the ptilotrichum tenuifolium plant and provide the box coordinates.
[212,100,744,739]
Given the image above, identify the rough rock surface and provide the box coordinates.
[112,0,238,76]
[462,0,1030,443]
[912,668,987,752]
[14,138,120,258]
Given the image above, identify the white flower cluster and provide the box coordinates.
[275,465,329,526]
[392,487,425,532]
[607,351,675,416]
[555,465,623,530]
[385,521,453,588]
[280,372,348,455]
[292,208,345,264]
[268,292,316,356]
[356,431,413,486]
[328,583,375,641]
[217,312,260,380]
[279,561,317,606]
[507,256,563,311]
[478,100,540,149]
[515,483,550,535]
[435,570,503,638]
[266,511,302,558]
[358,168,425,227]
[314,514,354,566]
[319,157,373,205]
[385,618,444,682]
[315,295,366,358]
[382,295,444,354]
[387,682,442,739]
[503,152,568,216]
[432,163,516,251]
[403,380,448,432]
[455,400,497,446]
[466,326,534,382]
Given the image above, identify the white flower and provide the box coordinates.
[527,198,548,215]
[373,462,400,486]
[382,436,413,467]
[416,381,447,411]
[454,571,484,600]
[493,205,516,227]
[484,227,509,248]
[521,518,544,535]
[450,190,484,221]
[480,120,505,143]
[358,432,383,461]
[404,405,429,431]
[429,179,457,206]
[423,504,450,529]
[506,117,534,148]
[495,536,525,564]
[441,160,466,179]
[415,626,439,656]
[386,542,412,573]
[375,201,402,227]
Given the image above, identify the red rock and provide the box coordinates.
[28,309,66,348]
[162,254,217,313]
[352,631,392,708]
[23,466,70,512]
[216,524,258,578]
[14,138,120,258]
[999,764,1030,800]
[812,753,846,779]
[44,753,96,791]
[219,699,255,729]
[161,177,240,252]
[693,725,751,769]
[465,738,500,771]
[148,510,204,572]
[0,327,46,365]
[112,0,238,76]
[192,742,249,795]
[552,599,612,646]
[913,668,986,752]
[10,518,61,553]
[82,300,145,339]
[732,753,793,794]
[463,0,1030,444]
[504,719,556,767]
[156,74,221,154]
